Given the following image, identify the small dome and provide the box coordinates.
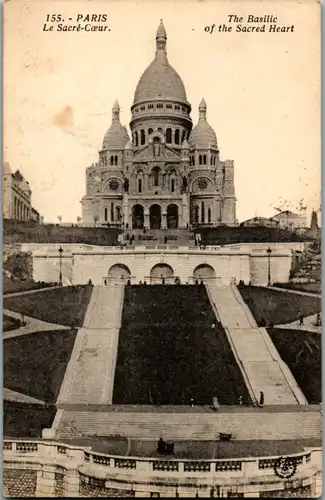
[189,99,217,149]
[102,100,130,151]
[133,21,187,104]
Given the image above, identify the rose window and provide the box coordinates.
[198,178,208,190]
[109,180,119,191]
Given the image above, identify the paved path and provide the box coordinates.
[3,309,69,340]
[57,284,125,406]
[4,387,45,405]
[267,286,321,298]
[4,285,61,298]
[207,284,307,406]
[275,313,322,334]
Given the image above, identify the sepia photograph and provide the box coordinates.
[3,0,322,497]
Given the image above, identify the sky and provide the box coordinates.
[4,0,321,224]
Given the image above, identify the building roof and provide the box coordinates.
[133,21,188,104]
[273,210,301,218]
[102,100,130,151]
[189,99,217,149]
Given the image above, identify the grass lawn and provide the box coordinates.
[3,285,93,327]
[267,328,321,404]
[3,276,54,295]
[272,282,321,295]
[4,329,77,403]
[3,315,21,332]
[3,401,57,438]
[238,285,321,326]
[113,285,251,405]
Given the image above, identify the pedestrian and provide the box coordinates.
[104,280,107,286]
[299,314,304,326]
[190,397,194,407]
[259,391,264,407]
[238,395,243,406]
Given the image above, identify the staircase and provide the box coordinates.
[206,284,308,406]
[57,284,125,406]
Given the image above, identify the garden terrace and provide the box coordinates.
[238,285,321,326]
[3,219,121,245]
[113,285,250,405]
[4,329,77,403]
[3,276,55,295]
[267,328,321,404]
[3,285,93,327]
[195,226,312,245]
[4,401,57,438]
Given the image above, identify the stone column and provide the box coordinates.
[123,194,129,229]
[64,469,80,497]
[144,212,150,229]
[161,212,167,229]
[35,466,56,497]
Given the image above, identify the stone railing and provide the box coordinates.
[3,439,322,497]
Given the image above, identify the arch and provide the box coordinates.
[108,264,131,279]
[148,127,153,136]
[193,264,216,282]
[149,204,161,229]
[150,263,174,280]
[175,129,180,145]
[132,204,144,229]
[166,128,172,144]
[167,204,179,229]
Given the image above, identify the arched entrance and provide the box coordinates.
[150,204,161,229]
[193,264,216,283]
[167,204,179,229]
[132,204,144,229]
[150,264,174,284]
[108,264,131,280]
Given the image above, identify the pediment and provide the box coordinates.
[133,145,181,162]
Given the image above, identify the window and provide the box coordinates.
[166,103,172,109]
[175,105,180,111]
[181,130,186,143]
[110,202,114,222]
[175,129,180,145]
[171,179,175,192]
[152,167,160,186]
[201,201,205,223]
[134,132,138,147]
[148,128,153,136]
[138,179,142,193]
[140,105,145,111]
[199,155,203,165]
[104,208,108,221]
[116,206,121,221]
[134,107,139,113]
[208,207,212,223]
[148,104,154,109]
[140,129,145,145]
[182,106,186,112]
[203,154,207,165]
[114,155,118,165]
[194,206,199,224]
[157,103,163,108]
[110,156,114,166]
[210,156,213,166]
[166,128,172,144]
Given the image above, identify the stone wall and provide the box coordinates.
[3,469,37,497]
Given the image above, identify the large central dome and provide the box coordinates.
[133,20,188,104]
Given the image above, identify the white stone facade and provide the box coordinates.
[81,22,236,229]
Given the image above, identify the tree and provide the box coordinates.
[93,215,99,227]
[76,216,82,226]
[57,215,62,225]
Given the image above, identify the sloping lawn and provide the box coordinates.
[267,328,321,404]
[113,285,251,405]
[4,329,77,403]
[3,401,57,438]
[3,315,21,332]
[3,285,93,327]
[238,285,321,326]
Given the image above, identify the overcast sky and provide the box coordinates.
[4,0,320,224]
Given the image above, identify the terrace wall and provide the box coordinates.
[3,440,322,498]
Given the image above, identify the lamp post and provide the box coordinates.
[267,247,272,286]
[58,246,63,286]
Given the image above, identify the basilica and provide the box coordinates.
[81,21,236,229]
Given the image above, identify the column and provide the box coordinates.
[123,194,129,229]
[64,469,80,497]
[144,211,150,229]
[35,467,56,497]
[161,212,167,229]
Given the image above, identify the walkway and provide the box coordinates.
[275,313,321,334]
[3,309,69,340]
[268,286,321,298]
[4,387,45,405]
[206,284,307,406]
[4,285,60,298]
[57,284,125,406]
